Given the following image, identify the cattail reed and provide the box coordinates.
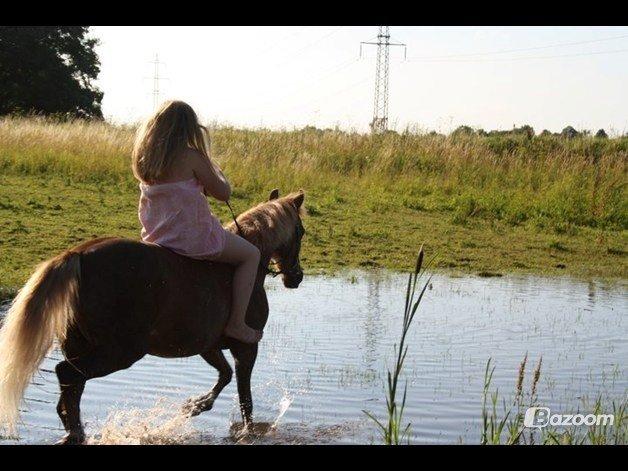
[516,353,528,402]
[530,356,542,402]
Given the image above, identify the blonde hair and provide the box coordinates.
[132,100,210,183]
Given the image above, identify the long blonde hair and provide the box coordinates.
[132,100,210,183]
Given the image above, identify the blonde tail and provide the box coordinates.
[0,251,80,436]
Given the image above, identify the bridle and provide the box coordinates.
[266,223,303,278]
[265,253,301,278]
[226,200,302,279]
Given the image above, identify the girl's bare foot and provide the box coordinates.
[224,322,263,344]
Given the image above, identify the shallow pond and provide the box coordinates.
[1,271,626,444]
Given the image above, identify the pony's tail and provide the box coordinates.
[0,251,80,436]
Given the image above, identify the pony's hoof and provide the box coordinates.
[230,421,274,442]
[182,397,213,417]
[56,431,85,445]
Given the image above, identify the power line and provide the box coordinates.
[229,56,359,114]
[407,33,628,61]
[272,26,344,69]
[282,76,371,114]
[226,27,346,113]
[279,57,359,100]
[406,47,628,63]
[252,26,308,58]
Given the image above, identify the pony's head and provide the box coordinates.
[231,189,306,289]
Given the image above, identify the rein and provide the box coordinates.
[225,200,299,278]
[225,200,244,235]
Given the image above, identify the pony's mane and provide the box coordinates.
[226,192,305,255]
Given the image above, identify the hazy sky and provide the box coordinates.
[91,26,628,134]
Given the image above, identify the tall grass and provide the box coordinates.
[363,246,432,445]
[1,116,626,230]
[481,355,542,445]
[480,356,626,445]
[541,399,627,445]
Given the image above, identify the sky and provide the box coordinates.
[90,26,628,135]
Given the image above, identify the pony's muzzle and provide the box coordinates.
[282,270,303,289]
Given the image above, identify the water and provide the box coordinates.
[1,271,626,444]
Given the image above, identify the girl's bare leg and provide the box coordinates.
[210,231,262,344]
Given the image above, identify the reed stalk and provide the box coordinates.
[363,246,433,445]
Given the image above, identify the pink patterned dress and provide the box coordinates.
[138,178,227,259]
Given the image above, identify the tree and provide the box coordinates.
[595,129,608,139]
[451,125,476,136]
[561,126,579,139]
[516,125,535,139]
[486,125,535,139]
[0,26,103,119]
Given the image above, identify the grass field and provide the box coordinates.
[0,117,626,297]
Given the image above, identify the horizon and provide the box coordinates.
[91,26,628,135]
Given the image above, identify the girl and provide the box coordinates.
[132,100,262,344]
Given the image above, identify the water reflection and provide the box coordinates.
[363,274,383,372]
[587,280,596,307]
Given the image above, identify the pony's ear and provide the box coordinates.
[269,188,280,200]
[292,190,305,209]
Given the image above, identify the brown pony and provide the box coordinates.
[0,188,305,444]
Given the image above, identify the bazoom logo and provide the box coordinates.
[524,407,614,428]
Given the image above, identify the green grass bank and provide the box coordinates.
[0,117,626,297]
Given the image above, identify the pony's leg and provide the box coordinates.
[183,349,233,416]
[55,375,85,443]
[55,347,145,445]
[229,342,259,426]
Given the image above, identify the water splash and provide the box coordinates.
[273,391,293,428]
[87,398,203,445]
[229,386,295,443]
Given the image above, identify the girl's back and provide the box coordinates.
[138,151,226,260]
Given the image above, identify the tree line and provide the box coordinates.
[450,125,611,139]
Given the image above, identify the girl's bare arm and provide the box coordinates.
[188,149,232,202]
